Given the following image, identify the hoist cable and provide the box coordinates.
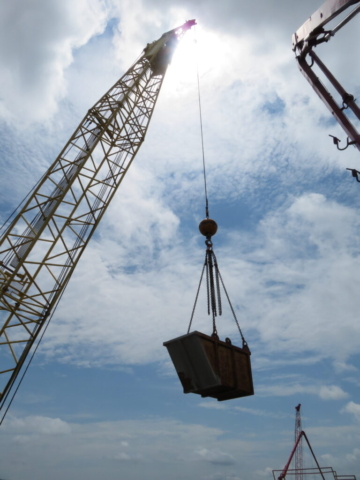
[187,244,248,344]
[194,26,209,219]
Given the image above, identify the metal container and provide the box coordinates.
[163,331,254,401]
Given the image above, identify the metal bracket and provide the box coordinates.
[329,135,356,150]
[346,168,360,181]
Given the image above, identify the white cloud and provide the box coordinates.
[319,386,349,401]
[233,193,360,361]
[346,448,360,462]
[196,448,236,466]
[305,425,360,448]
[343,376,360,387]
[254,467,273,477]
[341,401,360,421]
[114,451,131,461]
[198,402,228,410]
[112,450,142,462]
[4,415,71,435]
[234,406,288,418]
[257,383,348,400]
[110,0,166,69]
[0,416,264,480]
[333,361,357,374]
[198,402,289,418]
[0,0,108,123]
[203,473,242,480]
[321,453,336,463]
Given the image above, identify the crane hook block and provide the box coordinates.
[163,331,254,401]
[199,218,218,237]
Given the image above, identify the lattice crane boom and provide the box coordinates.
[0,19,196,407]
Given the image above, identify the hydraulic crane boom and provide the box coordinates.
[0,19,196,408]
[292,0,360,152]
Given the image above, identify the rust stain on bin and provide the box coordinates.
[163,331,254,401]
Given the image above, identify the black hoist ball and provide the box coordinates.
[199,218,218,237]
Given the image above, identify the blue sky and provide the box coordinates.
[1,0,360,479]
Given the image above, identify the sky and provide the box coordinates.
[0,0,360,479]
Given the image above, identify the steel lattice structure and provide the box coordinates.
[0,19,196,407]
[275,413,357,480]
[295,404,303,480]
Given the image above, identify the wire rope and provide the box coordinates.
[194,26,209,219]
[188,29,248,346]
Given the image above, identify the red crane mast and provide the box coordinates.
[295,404,303,480]
[274,405,356,480]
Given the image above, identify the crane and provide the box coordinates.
[295,404,303,480]
[274,405,357,480]
[292,0,360,169]
[0,19,196,411]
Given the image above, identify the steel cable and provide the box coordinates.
[194,26,209,219]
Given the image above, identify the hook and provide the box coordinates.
[329,135,356,151]
[346,168,360,182]
[306,53,315,68]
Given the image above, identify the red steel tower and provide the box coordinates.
[295,404,303,480]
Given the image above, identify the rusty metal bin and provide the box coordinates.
[163,331,254,401]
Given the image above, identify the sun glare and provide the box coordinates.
[164,24,248,97]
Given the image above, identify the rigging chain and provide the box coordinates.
[187,236,247,346]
